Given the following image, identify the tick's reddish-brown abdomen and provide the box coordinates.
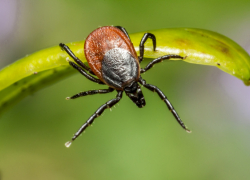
[84,26,139,82]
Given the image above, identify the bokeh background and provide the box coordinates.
[1,0,250,180]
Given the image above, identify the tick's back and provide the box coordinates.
[84,26,138,82]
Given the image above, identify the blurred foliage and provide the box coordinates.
[0,0,250,180]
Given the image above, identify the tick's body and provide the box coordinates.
[85,26,140,89]
[85,26,140,90]
[60,26,190,147]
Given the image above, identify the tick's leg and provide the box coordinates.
[65,91,123,147]
[66,87,114,100]
[138,77,191,133]
[115,26,131,40]
[140,55,186,73]
[138,33,156,63]
[68,60,105,84]
[59,43,95,75]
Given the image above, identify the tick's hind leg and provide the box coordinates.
[66,87,114,100]
[138,33,156,63]
[115,26,131,41]
[59,43,95,75]
[138,77,191,133]
[65,91,123,147]
[140,55,186,74]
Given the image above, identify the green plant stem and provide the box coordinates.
[0,28,250,115]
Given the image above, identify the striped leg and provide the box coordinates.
[138,77,191,133]
[66,87,114,100]
[65,91,123,147]
[115,26,131,40]
[68,60,105,84]
[138,33,156,63]
[59,43,95,75]
[140,55,186,74]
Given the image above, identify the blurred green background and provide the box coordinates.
[1,0,250,180]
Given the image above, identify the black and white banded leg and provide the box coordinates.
[59,43,96,76]
[140,55,186,73]
[138,77,191,133]
[115,26,131,40]
[66,87,114,100]
[67,60,105,84]
[138,33,156,63]
[65,91,123,147]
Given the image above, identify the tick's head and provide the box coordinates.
[124,81,138,93]
[124,81,146,108]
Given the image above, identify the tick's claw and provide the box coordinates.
[65,140,72,148]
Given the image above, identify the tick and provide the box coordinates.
[59,26,191,147]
